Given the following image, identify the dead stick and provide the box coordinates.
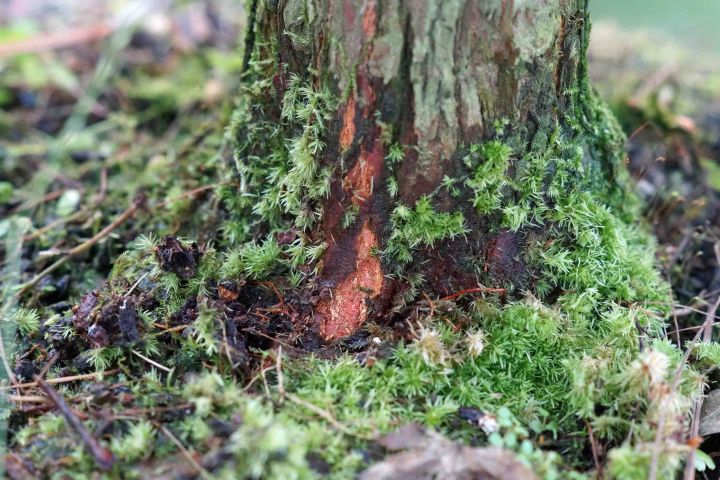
[156,423,213,480]
[16,194,144,298]
[25,168,109,242]
[9,395,49,403]
[0,25,112,58]
[440,287,506,301]
[586,421,603,479]
[35,377,115,471]
[0,369,120,391]
[682,295,720,480]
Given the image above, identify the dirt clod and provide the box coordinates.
[156,236,202,280]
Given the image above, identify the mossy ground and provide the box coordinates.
[2,3,720,480]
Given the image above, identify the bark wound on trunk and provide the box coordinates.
[255,0,589,339]
[317,1,390,340]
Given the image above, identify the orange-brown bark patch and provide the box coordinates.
[343,141,383,204]
[339,95,356,152]
[361,0,377,39]
[318,219,383,340]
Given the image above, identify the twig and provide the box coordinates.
[242,364,277,393]
[0,25,113,58]
[16,194,144,298]
[0,328,17,386]
[276,346,285,404]
[648,410,667,480]
[702,296,720,342]
[439,287,506,301]
[37,351,61,380]
[153,183,222,210]
[24,168,108,242]
[684,396,704,480]
[131,350,172,373]
[36,377,115,471]
[286,393,355,436]
[9,395,50,403]
[258,281,286,310]
[126,271,149,296]
[156,423,213,480]
[648,294,720,480]
[680,295,720,480]
[672,296,720,390]
[9,189,66,215]
[109,403,194,420]
[0,369,120,391]
[586,421,603,480]
[667,320,720,336]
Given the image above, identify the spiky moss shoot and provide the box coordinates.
[384,195,469,266]
[222,41,336,282]
[465,328,487,358]
[465,140,513,214]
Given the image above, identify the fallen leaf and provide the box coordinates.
[700,389,720,436]
[360,424,537,480]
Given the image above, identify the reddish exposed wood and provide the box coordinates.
[339,96,357,151]
[344,142,383,204]
[361,0,378,38]
[314,0,394,340]
[318,219,384,340]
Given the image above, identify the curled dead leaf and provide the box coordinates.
[360,423,537,480]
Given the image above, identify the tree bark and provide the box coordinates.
[233,0,628,340]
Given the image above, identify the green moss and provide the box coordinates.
[465,140,513,214]
[227,60,334,236]
[222,235,282,279]
[384,195,469,265]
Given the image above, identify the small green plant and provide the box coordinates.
[111,421,156,462]
[222,235,282,279]
[8,308,40,336]
[465,140,513,213]
[385,195,468,265]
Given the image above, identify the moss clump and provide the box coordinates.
[226,63,335,238]
[384,195,469,265]
[465,140,514,214]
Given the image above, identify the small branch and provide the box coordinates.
[110,403,194,420]
[9,395,49,403]
[648,410,667,480]
[24,168,108,242]
[0,25,112,58]
[9,189,66,215]
[276,346,285,404]
[684,396,704,480]
[439,287,506,302]
[681,295,720,480]
[286,393,356,437]
[16,194,144,299]
[586,421,603,480]
[156,423,213,480]
[131,350,172,373]
[36,377,115,471]
[0,328,17,386]
[0,369,120,391]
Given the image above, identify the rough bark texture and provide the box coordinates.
[239,0,622,340]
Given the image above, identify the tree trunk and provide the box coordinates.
[231,0,631,340]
